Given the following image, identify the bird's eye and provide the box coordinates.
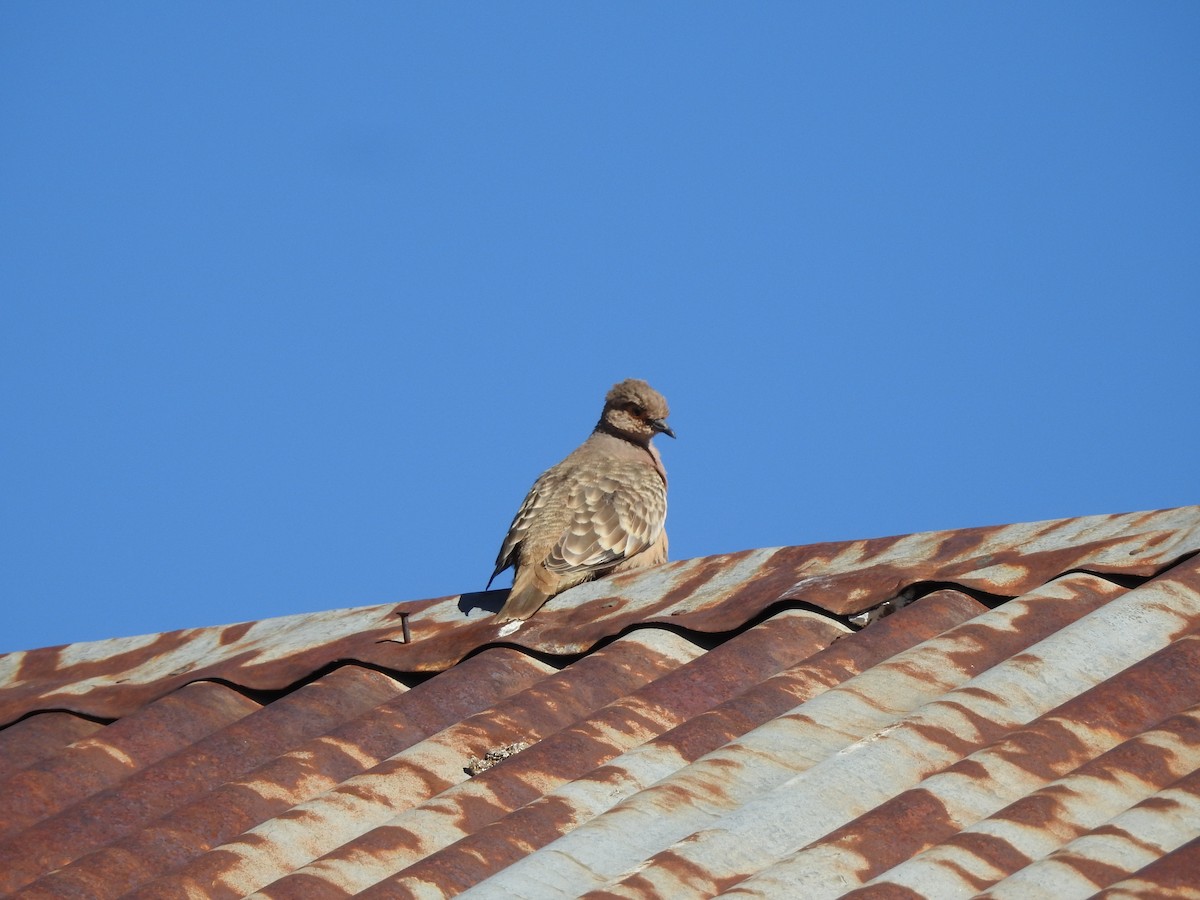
[628,403,645,416]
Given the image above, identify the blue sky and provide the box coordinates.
[2,3,1197,654]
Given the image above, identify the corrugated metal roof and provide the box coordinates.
[1,505,1198,899]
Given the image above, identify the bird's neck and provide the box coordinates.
[594,418,651,447]
[589,424,666,484]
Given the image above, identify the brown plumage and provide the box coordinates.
[488,379,674,623]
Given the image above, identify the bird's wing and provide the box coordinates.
[488,483,546,586]
[544,473,666,576]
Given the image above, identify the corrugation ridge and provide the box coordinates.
[583,561,1200,900]
[841,704,1200,898]
[724,635,1200,897]
[250,610,848,899]
[18,648,553,900]
[133,629,704,900]
[1092,833,1200,899]
[0,665,402,896]
[5,508,1197,727]
[851,551,1198,629]
[0,712,105,783]
[361,592,987,900]
[980,767,1200,899]
[461,572,1129,900]
[778,508,1200,616]
[0,680,260,842]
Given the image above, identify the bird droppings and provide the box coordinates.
[498,621,523,638]
[466,741,530,776]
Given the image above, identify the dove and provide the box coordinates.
[488,379,674,623]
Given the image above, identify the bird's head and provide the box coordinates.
[599,378,674,443]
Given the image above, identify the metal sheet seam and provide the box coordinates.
[366,594,986,900]
[165,629,704,900]
[247,610,847,898]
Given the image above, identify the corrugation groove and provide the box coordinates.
[132,629,703,900]
[0,665,402,896]
[16,648,554,900]
[6,508,1196,727]
[583,563,1200,900]
[1092,833,1200,899]
[838,704,1200,899]
[590,566,1200,900]
[361,592,986,900]
[463,573,1128,900]
[0,681,260,842]
[725,632,1200,898]
[0,713,104,783]
[250,610,848,899]
[3,507,1198,900]
[980,766,1200,899]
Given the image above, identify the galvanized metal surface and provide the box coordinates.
[3,506,1197,725]
[10,648,552,899]
[127,629,707,900]
[623,560,1200,900]
[0,665,411,896]
[456,570,1150,899]
[1094,835,1200,900]
[2,507,1199,900]
[0,712,103,782]
[978,766,1200,899]
[0,681,263,845]
[246,609,848,899]
[726,638,1200,898]
[835,703,1200,898]
[351,593,985,900]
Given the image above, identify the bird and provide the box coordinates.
[487,378,674,623]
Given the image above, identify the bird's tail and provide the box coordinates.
[495,570,554,623]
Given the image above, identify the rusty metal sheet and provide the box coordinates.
[0,665,407,897]
[2,506,1197,726]
[570,560,1200,900]
[248,609,847,899]
[980,767,1200,899]
[720,643,1200,898]
[128,629,703,900]
[14,647,553,900]
[3,507,1199,900]
[0,681,260,844]
[0,712,103,783]
[836,704,1200,898]
[354,593,987,900]
[778,505,1200,616]
[1092,834,1200,899]
[455,570,1140,900]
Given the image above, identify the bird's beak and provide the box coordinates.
[650,418,676,439]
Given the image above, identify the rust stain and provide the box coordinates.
[2,506,1199,899]
[0,713,104,782]
[0,681,260,844]
[799,635,1200,894]
[1,667,403,897]
[839,886,928,900]
[1090,834,1200,898]
[589,844,749,898]
[4,508,1196,726]
[346,595,988,898]
[218,622,254,645]
[1044,850,1132,893]
[842,788,961,881]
